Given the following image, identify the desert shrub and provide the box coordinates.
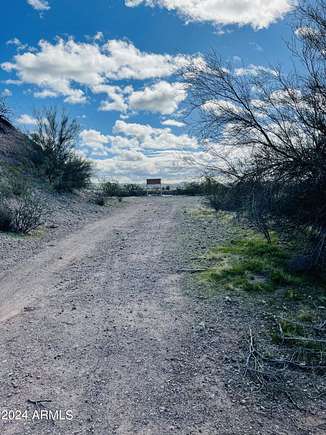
[0,178,12,199]
[52,155,92,192]
[0,195,44,234]
[94,194,106,206]
[100,181,146,198]
[175,182,204,196]
[0,172,32,199]
[100,181,123,197]
[10,196,44,233]
[10,176,30,197]
[208,179,326,266]
[30,108,92,192]
[174,178,224,196]
[122,184,146,197]
[0,204,12,232]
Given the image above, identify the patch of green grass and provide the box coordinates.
[280,318,305,336]
[271,269,304,286]
[190,207,216,219]
[284,288,304,301]
[297,308,316,322]
[216,233,287,261]
[201,231,306,294]
[216,211,237,224]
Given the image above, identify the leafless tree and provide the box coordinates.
[183,0,326,266]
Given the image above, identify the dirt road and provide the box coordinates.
[0,197,198,434]
[0,197,313,434]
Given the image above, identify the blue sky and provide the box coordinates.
[1,0,297,183]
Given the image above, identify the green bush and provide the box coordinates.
[101,181,123,197]
[30,108,92,192]
[122,184,146,197]
[52,155,92,192]
[100,181,146,198]
[0,173,31,198]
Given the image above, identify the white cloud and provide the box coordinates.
[80,121,205,182]
[161,119,185,127]
[34,89,59,98]
[128,81,187,114]
[125,0,293,29]
[235,64,276,76]
[27,0,50,11]
[79,129,111,158]
[118,149,145,161]
[1,38,190,106]
[202,99,242,116]
[3,79,23,85]
[95,146,212,183]
[96,81,186,115]
[6,38,29,52]
[16,114,37,125]
[113,120,198,150]
[1,89,12,97]
[80,129,110,148]
[94,85,130,112]
[94,32,104,41]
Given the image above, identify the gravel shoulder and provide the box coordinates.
[0,196,323,434]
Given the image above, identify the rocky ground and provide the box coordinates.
[0,195,324,434]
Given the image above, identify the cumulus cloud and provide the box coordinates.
[1,89,12,97]
[113,120,198,150]
[27,0,50,11]
[125,0,293,29]
[79,129,111,157]
[34,89,59,98]
[128,81,187,114]
[95,150,199,183]
[161,119,185,127]
[96,81,186,115]
[1,38,190,106]
[235,64,277,76]
[80,129,110,148]
[95,84,130,112]
[78,120,201,180]
[16,114,38,125]
[95,145,211,183]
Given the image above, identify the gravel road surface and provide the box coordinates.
[0,197,318,434]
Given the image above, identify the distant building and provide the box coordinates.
[146,178,162,194]
[147,178,161,186]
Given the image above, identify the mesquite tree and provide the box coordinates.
[30,108,92,192]
[184,1,326,267]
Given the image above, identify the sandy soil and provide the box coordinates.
[0,196,324,434]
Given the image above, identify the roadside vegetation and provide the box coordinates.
[30,108,92,192]
[185,0,326,271]
[94,181,147,205]
[183,0,326,402]
[0,104,93,234]
[191,210,326,405]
